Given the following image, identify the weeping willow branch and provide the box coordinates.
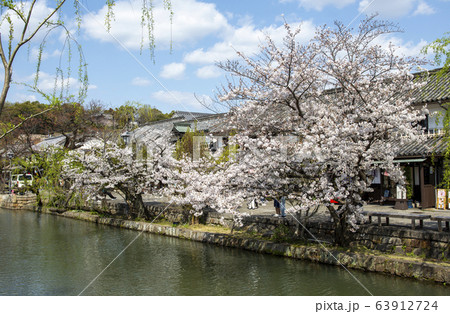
[0,0,67,116]
[0,104,56,140]
[0,0,173,117]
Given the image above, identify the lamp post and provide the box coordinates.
[6,151,13,194]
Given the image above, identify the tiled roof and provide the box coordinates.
[32,135,66,150]
[173,113,228,134]
[321,68,450,104]
[126,113,228,143]
[171,111,214,120]
[127,118,182,143]
[397,135,447,157]
[413,68,450,104]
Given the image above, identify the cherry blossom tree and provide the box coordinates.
[213,16,427,246]
[157,129,244,226]
[163,154,247,223]
[63,130,171,219]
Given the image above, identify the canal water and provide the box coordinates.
[0,208,448,296]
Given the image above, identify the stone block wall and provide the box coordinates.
[0,194,36,209]
[208,211,450,260]
[88,200,195,224]
[0,194,202,225]
[352,225,450,260]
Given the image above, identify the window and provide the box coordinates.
[419,114,429,132]
[423,165,435,185]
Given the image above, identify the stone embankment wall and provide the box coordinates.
[0,194,36,209]
[85,199,192,223]
[207,212,450,261]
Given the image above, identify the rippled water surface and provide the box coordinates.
[0,208,448,296]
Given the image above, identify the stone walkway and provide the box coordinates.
[241,199,450,231]
[106,193,450,232]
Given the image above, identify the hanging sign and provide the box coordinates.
[396,185,406,199]
[436,189,446,210]
[447,191,450,210]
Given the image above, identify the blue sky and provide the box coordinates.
[2,0,450,114]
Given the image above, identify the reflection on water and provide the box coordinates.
[0,208,448,296]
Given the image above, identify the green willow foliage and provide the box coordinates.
[19,147,82,208]
[423,32,450,73]
[0,0,173,117]
[173,127,237,168]
[423,34,450,188]
[173,126,208,161]
[113,101,173,129]
[443,108,450,189]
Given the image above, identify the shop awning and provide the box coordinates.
[394,158,426,163]
[373,158,426,164]
[174,125,190,133]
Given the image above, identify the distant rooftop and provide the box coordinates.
[173,113,228,134]
[32,135,66,151]
[171,111,214,120]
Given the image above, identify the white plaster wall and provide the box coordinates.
[426,103,444,130]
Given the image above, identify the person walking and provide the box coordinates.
[273,198,281,217]
[102,187,116,199]
[280,196,286,218]
[248,198,258,210]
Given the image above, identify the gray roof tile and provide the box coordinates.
[413,68,450,104]
[397,135,447,157]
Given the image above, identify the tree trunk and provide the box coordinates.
[0,65,12,116]
[333,217,350,247]
[124,192,146,219]
[327,205,350,247]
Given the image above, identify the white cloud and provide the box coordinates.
[8,70,96,103]
[14,93,38,103]
[392,39,428,57]
[358,0,435,18]
[184,20,316,65]
[374,35,428,58]
[151,90,210,109]
[30,47,62,62]
[184,44,236,65]
[0,1,58,43]
[413,1,435,15]
[40,73,79,93]
[82,0,229,50]
[23,71,82,95]
[281,0,355,11]
[358,0,414,18]
[196,65,223,79]
[160,63,186,79]
[131,77,152,86]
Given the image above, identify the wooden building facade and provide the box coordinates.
[367,68,450,209]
